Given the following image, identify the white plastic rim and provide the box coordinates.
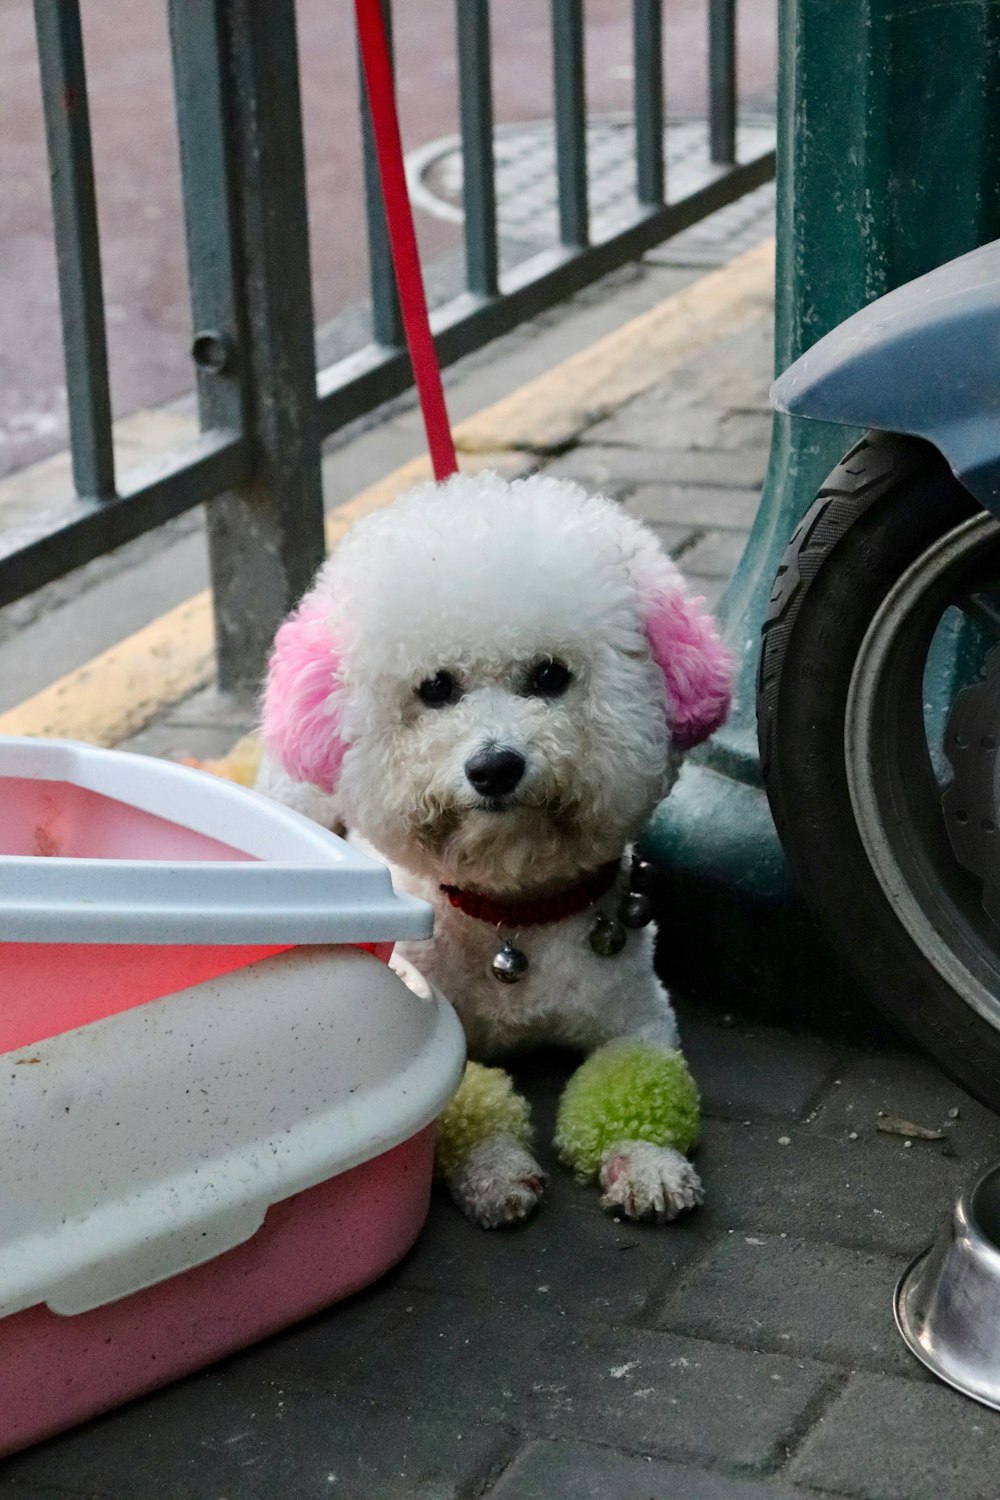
[0,737,432,945]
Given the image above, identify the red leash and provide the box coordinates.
[354,0,459,481]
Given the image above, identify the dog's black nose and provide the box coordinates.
[465,747,526,798]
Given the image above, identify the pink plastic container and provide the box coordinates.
[0,738,464,1456]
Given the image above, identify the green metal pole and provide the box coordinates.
[643,0,1000,1026]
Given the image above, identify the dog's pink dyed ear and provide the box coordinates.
[644,588,733,750]
[261,599,347,794]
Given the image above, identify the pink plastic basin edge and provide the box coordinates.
[0,1124,435,1458]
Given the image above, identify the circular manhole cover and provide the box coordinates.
[406,116,776,246]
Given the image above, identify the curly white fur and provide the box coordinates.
[449,1133,547,1229]
[599,1141,704,1223]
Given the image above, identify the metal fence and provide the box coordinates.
[17,0,774,688]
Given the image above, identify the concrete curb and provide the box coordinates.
[0,239,774,747]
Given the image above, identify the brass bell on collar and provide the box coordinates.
[619,891,653,929]
[589,914,627,957]
[492,939,529,983]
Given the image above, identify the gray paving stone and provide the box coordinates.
[802,1052,1000,1166]
[321,416,424,508]
[669,316,775,411]
[545,441,771,491]
[0,1490,107,1499]
[126,687,257,759]
[588,393,772,459]
[645,181,776,271]
[159,685,257,731]
[652,522,704,559]
[585,324,775,455]
[0,1372,516,1500]
[717,410,776,450]
[664,446,773,488]
[673,528,750,579]
[427,262,699,426]
[231,1285,831,1474]
[536,464,638,502]
[695,1119,993,1256]
[708,324,776,409]
[677,1014,844,1122]
[653,1234,915,1376]
[0,1487,107,1500]
[486,1438,809,1500]
[228,1284,546,1420]
[519,1326,834,1471]
[588,390,733,453]
[220,1284,421,1390]
[125,719,246,761]
[626,481,762,530]
[391,1180,702,1326]
[790,1370,1000,1500]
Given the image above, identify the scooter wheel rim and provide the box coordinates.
[846,511,1000,1031]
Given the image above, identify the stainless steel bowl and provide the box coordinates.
[896,1161,1000,1408]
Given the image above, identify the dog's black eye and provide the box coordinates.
[525,659,572,698]
[417,670,459,707]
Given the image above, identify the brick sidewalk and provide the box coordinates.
[6,217,1000,1498]
[545,307,772,614]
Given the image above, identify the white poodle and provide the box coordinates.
[257,471,732,1228]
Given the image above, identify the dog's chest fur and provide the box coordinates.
[388,860,679,1062]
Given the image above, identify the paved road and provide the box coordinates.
[0,0,775,481]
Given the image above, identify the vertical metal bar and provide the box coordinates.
[457,0,498,296]
[551,0,589,248]
[634,0,664,206]
[173,0,325,692]
[358,0,403,346]
[168,0,243,443]
[709,0,738,164]
[33,0,115,499]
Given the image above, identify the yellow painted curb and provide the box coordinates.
[0,239,774,747]
[0,594,217,746]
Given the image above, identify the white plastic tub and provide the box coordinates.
[0,737,464,1456]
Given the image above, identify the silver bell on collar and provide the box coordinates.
[492,939,529,983]
[589,913,627,957]
[618,891,653,929]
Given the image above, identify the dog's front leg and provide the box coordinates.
[436,1062,546,1229]
[553,1034,702,1224]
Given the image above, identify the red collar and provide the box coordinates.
[441,861,620,928]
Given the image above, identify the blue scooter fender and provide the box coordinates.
[771,240,1000,513]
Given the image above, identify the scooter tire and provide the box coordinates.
[754,428,1000,1109]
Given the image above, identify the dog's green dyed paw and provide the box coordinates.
[554,1044,700,1182]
